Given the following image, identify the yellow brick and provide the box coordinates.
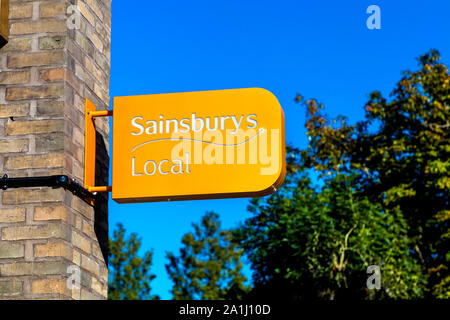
[72,196,94,220]
[0,139,29,153]
[100,267,108,284]
[34,206,69,223]
[74,146,84,164]
[71,285,81,300]
[2,223,69,241]
[84,58,103,84]
[0,104,29,118]
[8,51,64,68]
[0,71,30,85]
[86,0,103,20]
[34,242,71,258]
[77,1,95,26]
[6,84,64,101]
[10,4,33,19]
[0,208,26,223]
[36,101,64,117]
[39,36,66,50]
[81,289,102,300]
[73,250,81,265]
[75,33,93,54]
[11,20,66,35]
[40,68,65,82]
[5,153,64,170]
[72,126,84,147]
[0,280,23,295]
[73,162,84,183]
[81,255,99,276]
[86,28,103,52]
[2,38,32,52]
[94,83,108,104]
[35,133,64,153]
[82,221,95,238]
[72,231,91,254]
[0,242,25,258]
[40,3,66,18]
[2,188,66,206]
[92,243,105,262]
[74,215,82,229]
[102,283,108,297]
[32,279,66,295]
[91,277,102,295]
[0,261,65,276]
[6,119,64,135]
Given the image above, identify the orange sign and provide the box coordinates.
[111,88,286,203]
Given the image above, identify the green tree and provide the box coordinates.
[108,223,159,300]
[236,168,425,299]
[166,212,250,300]
[299,50,449,298]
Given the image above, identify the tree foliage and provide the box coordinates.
[236,50,448,299]
[108,223,159,300]
[236,168,425,299]
[297,49,449,298]
[166,212,250,300]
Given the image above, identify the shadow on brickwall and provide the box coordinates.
[94,130,109,265]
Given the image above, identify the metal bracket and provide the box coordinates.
[1,174,95,206]
[84,99,113,194]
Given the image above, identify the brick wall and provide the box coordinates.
[0,0,111,299]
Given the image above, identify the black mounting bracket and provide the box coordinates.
[1,174,95,206]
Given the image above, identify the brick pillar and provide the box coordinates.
[0,0,111,299]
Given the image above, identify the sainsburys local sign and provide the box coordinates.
[86,88,286,204]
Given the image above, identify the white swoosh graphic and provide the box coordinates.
[131,128,265,153]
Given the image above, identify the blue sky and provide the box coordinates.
[108,0,450,299]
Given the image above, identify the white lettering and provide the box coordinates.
[171,159,183,174]
[131,117,144,135]
[220,116,230,130]
[145,120,157,134]
[247,114,257,128]
[132,157,143,176]
[159,160,169,174]
[131,114,259,136]
[192,113,204,132]
[231,115,244,134]
[144,160,157,175]
[179,119,190,133]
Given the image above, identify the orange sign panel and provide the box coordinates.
[112,88,286,203]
